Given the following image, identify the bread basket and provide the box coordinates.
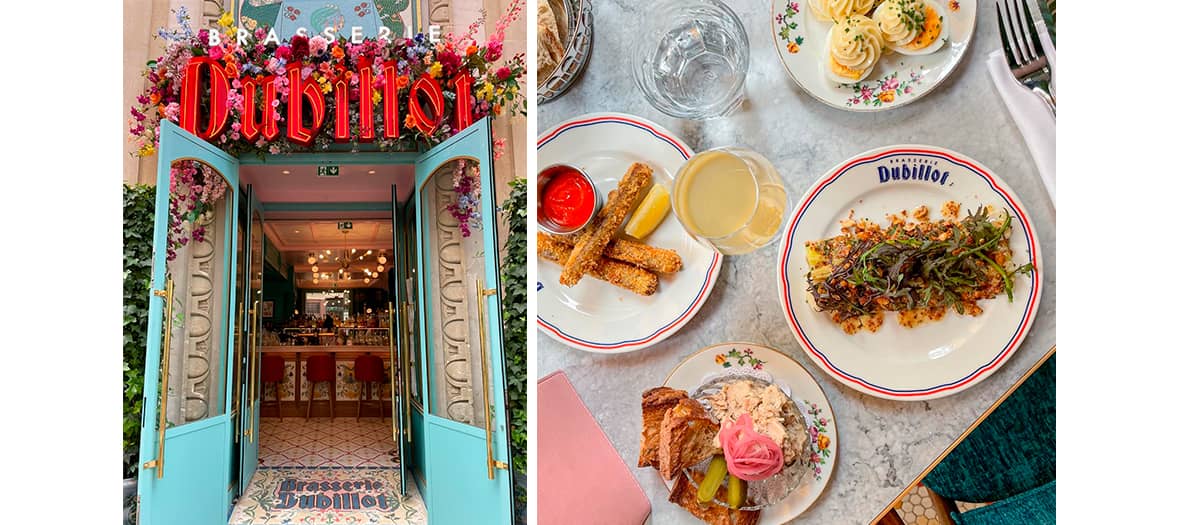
[538,0,594,104]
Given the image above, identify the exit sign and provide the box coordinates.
[317,165,340,177]
[337,221,353,230]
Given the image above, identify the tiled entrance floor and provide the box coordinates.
[259,417,399,468]
[229,467,426,525]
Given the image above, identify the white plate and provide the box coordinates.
[537,113,723,353]
[662,342,837,523]
[771,0,977,111]
[777,145,1043,400]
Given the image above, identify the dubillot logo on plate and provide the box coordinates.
[876,156,952,186]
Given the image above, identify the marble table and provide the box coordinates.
[537,1,1056,523]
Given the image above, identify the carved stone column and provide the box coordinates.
[426,0,453,37]
[182,212,218,422]
[430,167,476,425]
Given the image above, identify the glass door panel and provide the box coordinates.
[420,160,488,431]
[240,191,264,491]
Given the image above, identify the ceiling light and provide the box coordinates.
[377,265,385,272]
[311,265,318,272]
[364,278,371,284]
[368,170,376,174]
[293,229,300,233]
[351,248,357,254]
[377,255,387,265]
[282,170,291,175]
[319,254,324,259]
[313,278,319,284]
[365,250,372,255]
[326,250,331,255]
[307,253,316,264]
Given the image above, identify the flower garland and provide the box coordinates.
[128,4,526,158]
[447,159,481,237]
[168,160,228,261]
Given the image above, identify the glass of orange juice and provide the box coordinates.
[671,146,788,255]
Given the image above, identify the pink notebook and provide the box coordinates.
[538,371,651,525]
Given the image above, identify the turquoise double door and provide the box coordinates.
[136,119,514,524]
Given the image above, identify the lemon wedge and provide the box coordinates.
[623,184,670,240]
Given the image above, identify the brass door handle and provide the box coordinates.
[476,280,508,479]
[394,300,403,438]
[143,278,174,479]
[248,300,260,443]
[401,302,412,443]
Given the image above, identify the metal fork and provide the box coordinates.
[996,0,1055,118]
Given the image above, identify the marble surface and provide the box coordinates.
[537,1,1056,524]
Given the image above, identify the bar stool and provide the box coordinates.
[353,354,385,421]
[261,355,286,420]
[305,354,336,420]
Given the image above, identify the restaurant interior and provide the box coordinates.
[250,218,404,470]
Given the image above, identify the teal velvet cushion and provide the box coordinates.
[923,355,1055,503]
[952,480,1056,525]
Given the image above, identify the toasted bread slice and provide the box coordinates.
[657,398,721,480]
[639,387,689,468]
[669,470,761,525]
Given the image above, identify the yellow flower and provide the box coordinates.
[218,12,233,28]
[787,42,799,54]
[878,90,895,103]
[715,354,725,364]
[429,61,443,79]
[139,144,156,156]
[371,90,382,105]
[817,434,830,451]
[477,83,495,101]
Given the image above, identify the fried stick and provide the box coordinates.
[539,233,658,296]
[549,234,682,274]
[559,163,653,286]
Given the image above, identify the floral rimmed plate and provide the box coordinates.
[537,113,723,354]
[662,343,837,523]
[776,145,1043,401]
[771,0,977,112]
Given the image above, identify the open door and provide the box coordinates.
[238,186,264,492]
[388,184,409,495]
[137,121,242,525]
[413,118,513,524]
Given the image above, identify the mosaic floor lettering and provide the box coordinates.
[229,467,426,525]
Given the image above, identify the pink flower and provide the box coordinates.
[486,40,503,61]
[882,77,900,91]
[163,102,181,121]
[495,66,512,81]
[209,45,224,60]
[904,86,913,94]
[309,36,329,56]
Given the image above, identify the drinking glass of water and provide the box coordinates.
[631,0,750,119]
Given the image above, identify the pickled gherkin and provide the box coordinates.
[696,455,728,503]
[727,475,747,509]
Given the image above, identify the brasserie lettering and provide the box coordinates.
[877,163,950,185]
[273,477,392,511]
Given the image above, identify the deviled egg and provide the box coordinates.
[824,15,886,83]
[873,0,946,56]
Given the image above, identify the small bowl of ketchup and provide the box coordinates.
[538,164,601,235]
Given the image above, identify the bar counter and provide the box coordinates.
[258,345,394,418]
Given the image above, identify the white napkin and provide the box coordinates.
[986,20,1055,206]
